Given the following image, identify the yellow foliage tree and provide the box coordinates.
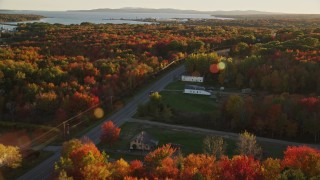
[0,144,22,168]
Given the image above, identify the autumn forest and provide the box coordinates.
[0,13,320,179]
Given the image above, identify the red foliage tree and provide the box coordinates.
[100,121,121,145]
[299,97,319,112]
[65,92,100,115]
[84,76,96,85]
[129,160,144,177]
[282,146,320,177]
[219,155,262,180]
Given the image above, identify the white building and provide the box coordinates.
[181,75,204,83]
[130,131,158,151]
[184,85,211,96]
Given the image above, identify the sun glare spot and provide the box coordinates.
[218,62,226,70]
[94,108,104,119]
[210,64,219,74]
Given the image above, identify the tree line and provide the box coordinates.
[0,14,44,23]
[1,22,280,125]
[53,130,320,179]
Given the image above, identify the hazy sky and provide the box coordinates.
[1,0,320,14]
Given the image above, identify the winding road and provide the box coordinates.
[18,64,186,180]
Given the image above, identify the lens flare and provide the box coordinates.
[210,64,219,74]
[94,108,104,119]
[218,62,226,70]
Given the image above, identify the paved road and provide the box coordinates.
[18,65,185,180]
[129,119,320,150]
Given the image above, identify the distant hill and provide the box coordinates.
[70,8,278,15]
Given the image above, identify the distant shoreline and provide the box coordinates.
[68,8,277,16]
[0,13,45,23]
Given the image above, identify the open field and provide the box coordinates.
[131,80,289,159]
[160,80,221,113]
[99,122,287,162]
[160,91,219,113]
[99,122,205,155]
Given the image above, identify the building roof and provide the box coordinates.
[131,131,158,146]
[181,75,204,78]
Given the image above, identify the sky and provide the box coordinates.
[1,0,320,14]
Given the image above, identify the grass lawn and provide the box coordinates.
[164,80,204,91]
[160,80,220,113]
[1,150,54,180]
[99,122,205,155]
[160,91,219,113]
[164,81,187,90]
[99,122,287,162]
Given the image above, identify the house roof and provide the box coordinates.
[131,131,158,146]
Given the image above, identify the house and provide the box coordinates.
[130,131,158,151]
[181,75,204,83]
[184,85,211,96]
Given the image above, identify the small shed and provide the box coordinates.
[130,131,158,151]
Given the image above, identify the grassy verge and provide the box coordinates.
[1,151,54,180]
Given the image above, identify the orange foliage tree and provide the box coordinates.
[55,139,110,180]
[144,144,177,179]
[55,139,320,180]
[181,154,218,179]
